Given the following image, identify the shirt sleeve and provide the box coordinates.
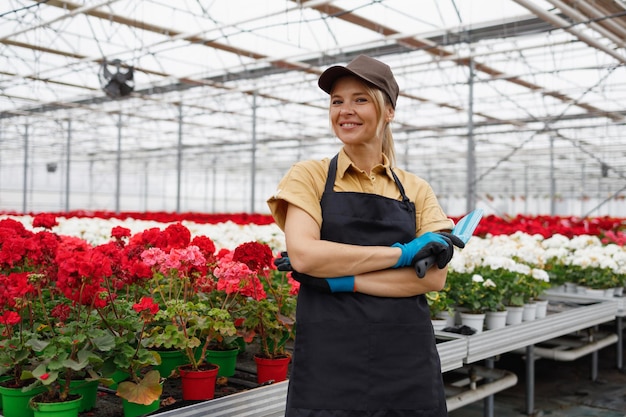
[266,160,327,230]
[409,177,455,235]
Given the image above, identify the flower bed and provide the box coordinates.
[0,213,297,415]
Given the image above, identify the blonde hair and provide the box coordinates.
[363,85,396,167]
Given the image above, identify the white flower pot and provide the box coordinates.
[534,299,549,319]
[460,312,485,334]
[436,310,455,328]
[523,302,537,321]
[431,318,448,331]
[485,310,508,330]
[505,306,524,325]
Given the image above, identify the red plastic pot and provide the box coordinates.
[254,355,291,384]
[178,364,219,400]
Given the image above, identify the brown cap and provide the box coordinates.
[318,55,399,108]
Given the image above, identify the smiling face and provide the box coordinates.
[329,76,393,149]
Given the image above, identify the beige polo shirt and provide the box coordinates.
[267,149,453,236]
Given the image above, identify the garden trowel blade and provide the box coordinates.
[452,208,484,244]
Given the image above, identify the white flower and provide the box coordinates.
[472,274,484,283]
[483,278,497,288]
[531,268,550,282]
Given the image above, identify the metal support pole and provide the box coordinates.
[65,119,71,212]
[176,102,183,213]
[22,123,28,213]
[483,357,494,417]
[524,165,529,213]
[525,345,535,416]
[212,157,217,213]
[143,160,149,212]
[591,350,598,381]
[115,113,122,214]
[549,136,556,215]
[250,91,257,213]
[580,162,586,216]
[466,58,476,213]
[617,316,623,370]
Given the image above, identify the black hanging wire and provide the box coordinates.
[0,0,50,19]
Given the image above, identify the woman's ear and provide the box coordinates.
[385,106,395,123]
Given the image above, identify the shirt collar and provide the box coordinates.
[337,148,395,179]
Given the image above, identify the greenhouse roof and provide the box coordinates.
[1,0,625,216]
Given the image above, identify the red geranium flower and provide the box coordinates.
[111,226,131,240]
[133,296,159,315]
[233,241,274,273]
[0,310,21,326]
[32,213,58,229]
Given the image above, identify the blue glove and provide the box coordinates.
[392,232,454,269]
[290,271,355,293]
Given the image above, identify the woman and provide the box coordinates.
[267,55,462,417]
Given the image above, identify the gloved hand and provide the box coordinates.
[413,232,466,278]
[430,232,465,268]
[392,232,457,268]
[275,253,355,293]
[274,252,292,271]
[290,271,355,293]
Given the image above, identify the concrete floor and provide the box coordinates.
[447,326,626,417]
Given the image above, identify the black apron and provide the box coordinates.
[285,155,447,417]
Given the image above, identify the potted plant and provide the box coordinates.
[110,297,163,417]
[141,243,237,400]
[226,241,299,383]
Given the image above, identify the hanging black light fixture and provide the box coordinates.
[99,59,135,98]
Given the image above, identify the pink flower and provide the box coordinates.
[141,247,166,267]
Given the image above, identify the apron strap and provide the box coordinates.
[326,153,414,215]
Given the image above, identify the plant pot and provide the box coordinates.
[154,349,188,378]
[59,378,99,412]
[485,310,508,330]
[522,302,537,321]
[30,394,82,417]
[430,318,448,331]
[505,305,524,325]
[0,374,11,411]
[460,312,485,334]
[535,299,549,319]
[254,355,291,384]
[206,347,239,377]
[0,382,47,417]
[122,397,160,417]
[178,363,219,400]
[564,282,577,293]
[436,309,455,327]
